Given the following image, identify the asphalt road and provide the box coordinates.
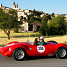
[0,54,67,67]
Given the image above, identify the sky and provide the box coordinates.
[0,0,67,14]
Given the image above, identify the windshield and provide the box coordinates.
[26,40,34,45]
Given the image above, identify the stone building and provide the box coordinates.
[19,20,41,32]
[20,20,28,32]
[12,1,33,21]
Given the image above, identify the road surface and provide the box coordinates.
[0,54,67,67]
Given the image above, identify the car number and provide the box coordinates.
[37,46,45,53]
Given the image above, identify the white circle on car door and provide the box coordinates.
[37,46,45,53]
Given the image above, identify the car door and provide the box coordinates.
[47,44,55,55]
[31,45,50,56]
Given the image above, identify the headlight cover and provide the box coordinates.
[7,43,14,46]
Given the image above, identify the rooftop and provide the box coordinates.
[31,23,41,26]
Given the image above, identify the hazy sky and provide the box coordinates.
[0,0,67,14]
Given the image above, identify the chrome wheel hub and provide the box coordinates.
[15,50,24,59]
[59,49,66,57]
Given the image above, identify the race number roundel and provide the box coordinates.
[37,46,45,53]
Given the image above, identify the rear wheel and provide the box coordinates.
[56,47,67,59]
[13,48,25,61]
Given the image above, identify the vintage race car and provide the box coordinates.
[0,40,67,61]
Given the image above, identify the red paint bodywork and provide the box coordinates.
[0,41,67,57]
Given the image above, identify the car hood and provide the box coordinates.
[0,42,32,53]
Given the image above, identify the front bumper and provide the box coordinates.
[0,47,12,57]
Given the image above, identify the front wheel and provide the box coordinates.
[56,47,67,59]
[13,48,25,61]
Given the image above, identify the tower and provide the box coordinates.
[12,1,16,9]
[12,1,18,9]
[0,4,2,7]
[15,4,18,8]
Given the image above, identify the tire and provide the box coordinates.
[56,47,67,59]
[13,48,26,61]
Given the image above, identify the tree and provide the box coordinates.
[33,9,43,17]
[65,22,67,33]
[39,21,47,35]
[8,9,17,17]
[39,14,51,36]
[20,16,26,21]
[27,9,42,23]
[52,13,55,17]
[0,8,22,39]
[41,15,48,23]
[47,15,66,35]
[41,14,51,23]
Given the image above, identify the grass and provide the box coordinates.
[0,45,5,47]
[0,30,67,46]
[0,35,67,46]
[0,30,40,38]
[0,30,40,45]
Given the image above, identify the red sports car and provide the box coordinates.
[0,40,67,61]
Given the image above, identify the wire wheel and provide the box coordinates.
[56,47,67,59]
[13,48,25,61]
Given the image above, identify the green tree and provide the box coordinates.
[8,9,17,17]
[65,22,67,35]
[0,8,22,39]
[47,15,66,35]
[51,13,55,17]
[39,14,51,36]
[41,15,48,23]
[20,16,26,21]
[39,21,47,35]
[27,9,42,23]
[41,14,51,23]
[33,9,43,17]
